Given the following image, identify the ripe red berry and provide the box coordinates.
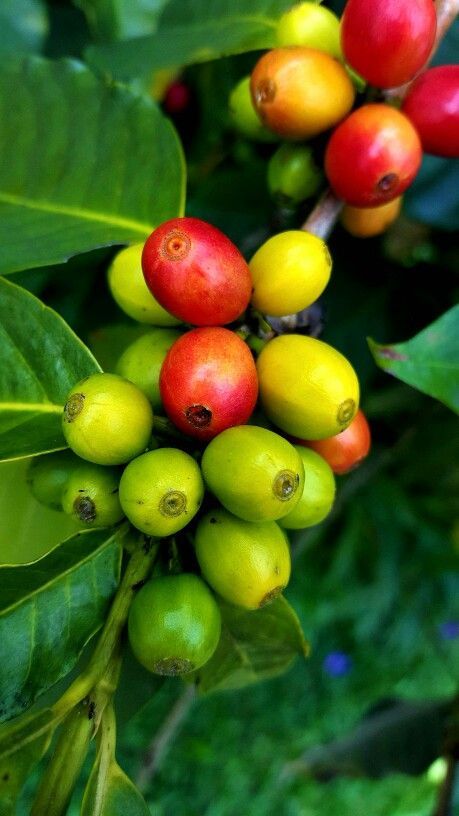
[341,0,436,89]
[159,328,258,440]
[402,65,459,158]
[142,217,252,327]
[297,409,371,475]
[163,80,192,115]
[325,104,422,207]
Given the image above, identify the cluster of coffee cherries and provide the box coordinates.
[27,211,370,678]
[229,0,459,236]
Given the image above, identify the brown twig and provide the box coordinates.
[136,684,196,790]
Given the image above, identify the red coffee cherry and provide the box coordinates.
[402,65,459,158]
[163,80,191,115]
[341,0,436,89]
[142,217,252,326]
[297,409,371,475]
[159,328,258,440]
[325,104,422,207]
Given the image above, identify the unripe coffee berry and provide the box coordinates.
[228,76,278,142]
[142,217,252,326]
[61,464,124,527]
[250,47,355,140]
[201,425,304,522]
[128,574,221,676]
[279,446,335,529]
[268,144,322,205]
[62,373,153,465]
[257,334,360,440]
[107,243,181,326]
[277,2,341,59]
[249,230,331,316]
[159,328,258,441]
[119,448,204,537]
[325,105,422,207]
[115,328,182,411]
[27,451,79,510]
[402,66,459,158]
[341,0,436,89]
[195,509,291,610]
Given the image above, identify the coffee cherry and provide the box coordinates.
[325,105,422,207]
[257,334,359,440]
[201,426,304,522]
[279,446,335,529]
[159,328,258,441]
[341,198,402,238]
[195,509,291,609]
[62,373,153,466]
[341,0,436,89]
[402,66,459,158]
[228,76,278,142]
[115,329,182,411]
[142,217,252,326]
[119,448,204,536]
[128,574,221,676]
[26,451,79,510]
[250,47,355,140]
[277,2,341,59]
[107,244,181,326]
[163,79,191,115]
[301,409,371,475]
[249,230,331,316]
[61,464,124,527]
[268,144,322,205]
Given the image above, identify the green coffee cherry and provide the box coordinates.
[277,2,342,59]
[279,446,335,529]
[128,574,221,675]
[61,464,124,527]
[268,144,322,205]
[229,77,278,142]
[115,329,181,411]
[107,244,181,326]
[201,425,304,522]
[62,373,153,466]
[26,451,79,510]
[195,508,291,609]
[119,448,204,536]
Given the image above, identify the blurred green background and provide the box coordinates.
[1,1,458,814]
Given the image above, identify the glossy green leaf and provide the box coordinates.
[0,726,53,814]
[0,56,185,275]
[0,0,48,61]
[86,0,306,79]
[82,759,150,816]
[0,277,101,462]
[74,0,168,41]
[368,306,459,414]
[0,527,123,722]
[193,596,309,693]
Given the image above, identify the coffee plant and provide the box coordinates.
[0,1,458,814]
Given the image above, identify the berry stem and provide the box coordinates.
[301,188,343,239]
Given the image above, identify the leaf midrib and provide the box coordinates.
[0,191,153,236]
[0,402,62,413]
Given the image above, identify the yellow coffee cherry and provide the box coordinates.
[107,243,181,326]
[277,2,342,59]
[341,197,402,237]
[249,230,332,316]
[257,334,360,439]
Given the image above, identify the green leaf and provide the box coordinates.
[0,277,101,462]
[86,0,303,79]
[0,527,123,722]
[0,56,185,275]
[368,306,459,414]
[75,0,169,41]
[193,596,309,693]
[0,0,48,61]
[0,726,53,814]
[82,759,150,816]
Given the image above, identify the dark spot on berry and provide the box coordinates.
[210,517,217,524]
[64,392,85,422]
[73,496,96,522]
[185,405,212,428]
[377,173,398,194]
[273,470,298,502]
[159,490,186,517]
[255,78,276,104]
[162,230,191,261]
[2,773,9,782]
[337,399,356,426]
